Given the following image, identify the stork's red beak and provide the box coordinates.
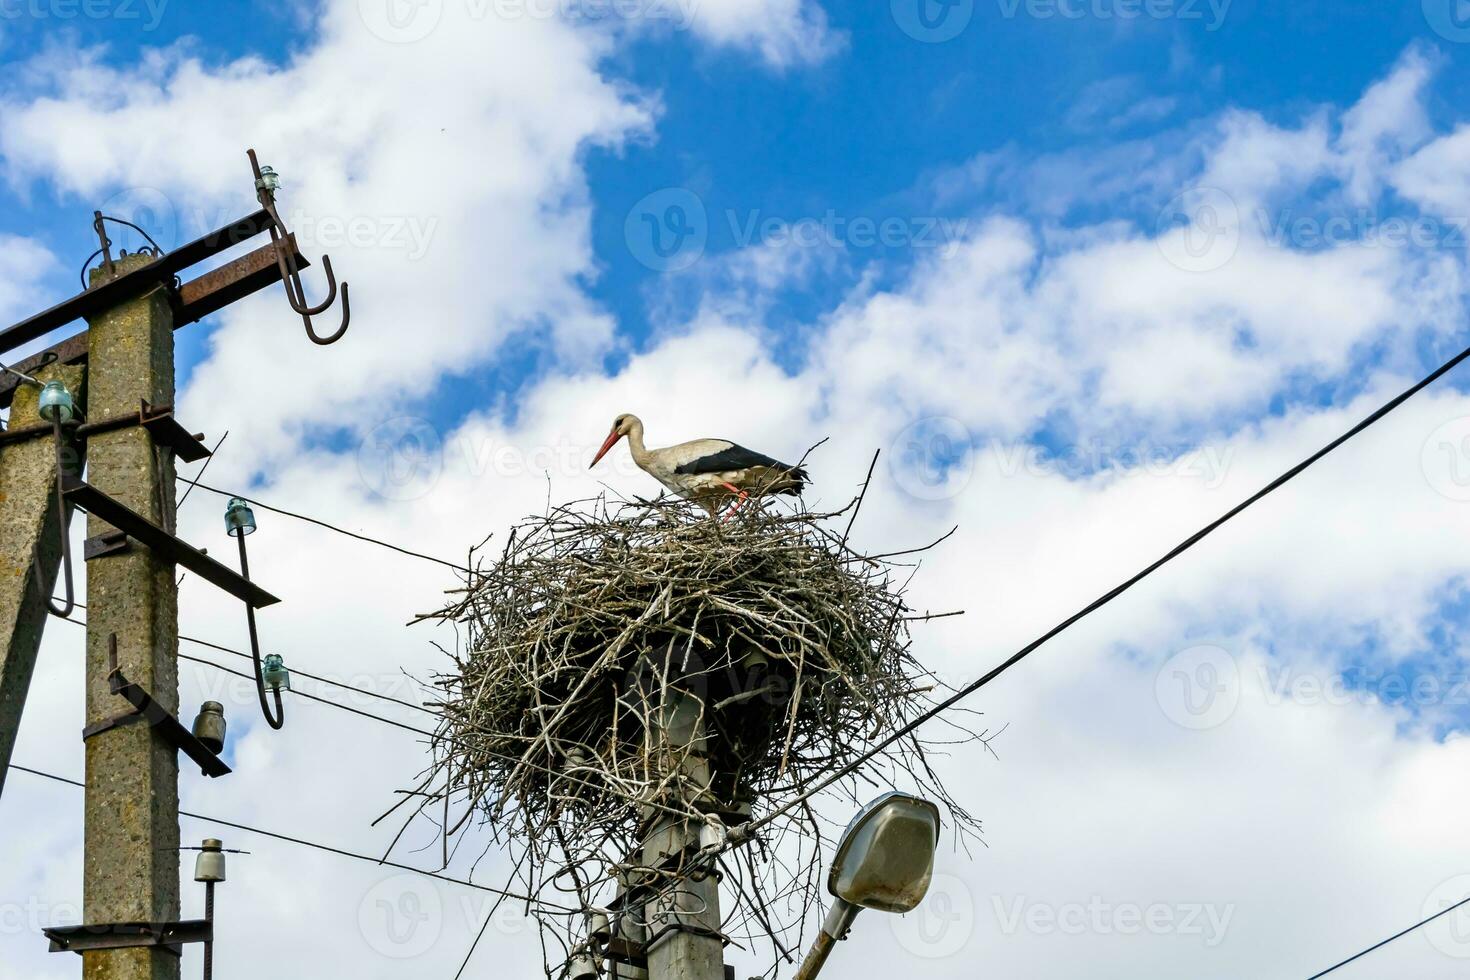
[591,428,622,467]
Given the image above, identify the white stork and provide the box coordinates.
[590,413,808,517]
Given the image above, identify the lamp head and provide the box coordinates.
[827,791,941,914]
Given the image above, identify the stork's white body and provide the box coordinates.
[637,438,747,497]
[593,415,808,515]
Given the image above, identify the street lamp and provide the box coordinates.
[793,792,941,980]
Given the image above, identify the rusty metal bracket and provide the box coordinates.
[83,530,130,561]
[248,150,350,345]
[604,936,649,970]
[75,399,211,463]
[90,635,231,778]
[80,708,149,740]
[1,402,210,466]
[0,236,311,410]
[62,475,279,608]
[43,920,212,955]
[0,417,77,448]
[174,232,308,328]
[0,210,273,360]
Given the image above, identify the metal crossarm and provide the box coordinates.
[0,234,309,409]
[0,210,273,358]
[84,656,232,778]
[62,475,280,608]
[43,920,212,955]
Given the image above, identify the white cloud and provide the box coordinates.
[0,233,55,329]
[1337,45,1437,204]
[1394,122,1470,217]
[679,0,842,68]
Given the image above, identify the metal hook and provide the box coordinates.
[42,415,76,618]
[247,149,351,346]
[233,528,284,729]
[31,381,79,619]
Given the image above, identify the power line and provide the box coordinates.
[5,763,575,912]
[55,606,441,720]
[178,649,440,741]
[176,431,228,510]
[1306,892,1470,978]
[177,629,441,719]
[734,338,1470,840]
[54,608,694,825]
[175,646,693,822]
[183,480,472,573]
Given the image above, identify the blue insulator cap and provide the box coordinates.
[224,497,256,537]
[37,381,75,425]
[255,166,281,193]
[261,654,290,692]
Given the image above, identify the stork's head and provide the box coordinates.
[592,413,640,467]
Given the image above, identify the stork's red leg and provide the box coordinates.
[720,481,750,522]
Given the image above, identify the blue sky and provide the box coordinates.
[10,2,1470,978]
[4,0,1469,364]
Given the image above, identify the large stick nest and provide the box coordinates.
[414,495,988,977]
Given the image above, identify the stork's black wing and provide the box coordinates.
[675,442,794,475]
[675,442,809,496]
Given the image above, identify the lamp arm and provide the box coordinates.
[792,900,861,980]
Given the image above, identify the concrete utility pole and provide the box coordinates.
[0,361,85,799]
[642,689,725,980]
[82,254,181,980]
